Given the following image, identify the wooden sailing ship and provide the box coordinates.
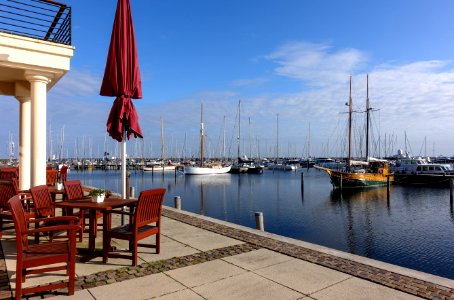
[316,75,393,188]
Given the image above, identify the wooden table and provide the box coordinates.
[47,186,65,201]
[53,198,137,262]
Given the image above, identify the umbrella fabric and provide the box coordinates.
[100,0,143,142]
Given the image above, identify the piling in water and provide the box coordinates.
[255,212,264,231]
[450,179,453,204]
[174,196,181,210]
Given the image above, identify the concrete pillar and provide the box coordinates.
[26,73,51,187]
[16,96,31,190]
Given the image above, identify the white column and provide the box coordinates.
[16,96,31,190]
[26,73,51,187]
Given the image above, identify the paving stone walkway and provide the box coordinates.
[0,207,453,300]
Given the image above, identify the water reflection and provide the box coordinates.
[328,187,389,256]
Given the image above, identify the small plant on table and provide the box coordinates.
[88,189,106,202]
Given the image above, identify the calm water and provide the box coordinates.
[68,168,454,279]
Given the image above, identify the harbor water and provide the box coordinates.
[68,168,454,279]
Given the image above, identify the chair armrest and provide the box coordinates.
[25,224,81,235]
[107,209,134,216]
[28,216,79,224]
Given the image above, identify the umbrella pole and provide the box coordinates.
[121,128,127,225]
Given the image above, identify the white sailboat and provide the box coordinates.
[143,117,176,172]
[184,103,231,175]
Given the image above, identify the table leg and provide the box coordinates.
[102,211,111,263]
[79,209,98,263]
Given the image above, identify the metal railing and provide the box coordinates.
[0,0,71,45]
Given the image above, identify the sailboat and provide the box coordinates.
[316,75,393,188]
[143,117,177,172]
[230,100,263,174]
[184,103,232,175]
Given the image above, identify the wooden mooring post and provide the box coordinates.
[174,196,181,210]
[387,175,390,200]
[450,178,454,204]
[255,212,264,231]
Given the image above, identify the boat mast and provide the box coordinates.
[223,116,226,160]
[237,100,241,160]
[307,123,311,158]
[160,117,165,163]
[248,116,252,159]
[347,76,352,170]
[200,103,204,167]
[366,74,370,161]
[276,113,279,160]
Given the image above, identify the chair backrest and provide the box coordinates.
[0,167,18,180]
[29,185,54,218]
[8,195,28,251]
[0,180,16,210]
[46,170,59,186]
[60,165,69,182]
[134,188,166,228]
[63,180,85,200]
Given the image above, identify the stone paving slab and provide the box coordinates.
[191,271,304,300]
[86,272,186,300]
[164,259,246,288]
[311,276,422,300]
[257,258,351,295]
[222,248,293,271]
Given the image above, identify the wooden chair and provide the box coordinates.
[0,179,33,237]
[59,165,69,182]
[103,188,166,266]
[46,170,59,186]
[0,167,18,180]
[8,195,79,300]
[29,185,58,242]
[0,180,17,237]
[63,180,102,242]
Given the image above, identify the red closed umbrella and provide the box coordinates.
[100,0,142,199]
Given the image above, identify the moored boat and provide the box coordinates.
[317,158,393,188]
[183,103,231,175]
[184,164,232,175]
[143,165,176,172]
[392,153,454,186]
[316,75,393,188]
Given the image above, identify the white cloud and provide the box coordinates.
[50,69,101,98]
[230,77,269,88]
[266,42,367,87]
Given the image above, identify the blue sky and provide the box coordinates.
[3,0,454,159]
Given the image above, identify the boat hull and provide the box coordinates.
[184,165,232,175]
[394,173,454,187]
[317,166,393,188]
[143,166,176,172]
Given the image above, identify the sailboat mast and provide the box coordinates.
[348,76,352,169]
[223,116,226,160]
[276,113,279,159]
[366,74,370,161]
[200,103,204,167]
[237,100,241,159]
[160,117,165,162]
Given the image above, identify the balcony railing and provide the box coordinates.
[0,0,71,45]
